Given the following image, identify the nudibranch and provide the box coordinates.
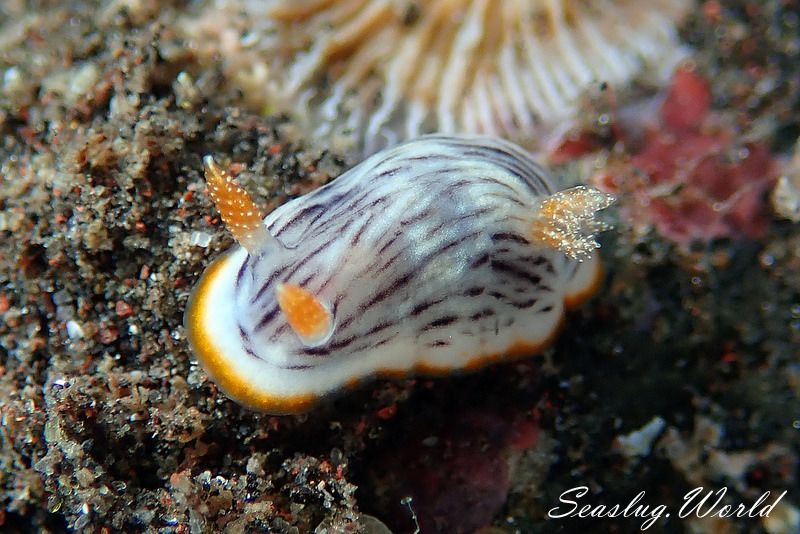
[185,136,613,413]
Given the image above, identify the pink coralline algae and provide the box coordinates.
[594,68,777,245]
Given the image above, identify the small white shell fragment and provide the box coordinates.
[762,500,800,534]
[66,320,85,340]
[615,416,667,458]
[190,230,212,248]
[771,140,800,222]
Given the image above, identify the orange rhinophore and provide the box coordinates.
[203,156,268,253]
[275,283,334,347]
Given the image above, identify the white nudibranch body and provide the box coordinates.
[185,136,613,413]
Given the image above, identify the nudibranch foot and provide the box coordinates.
[186,135,613,414]
[564,255,604,311]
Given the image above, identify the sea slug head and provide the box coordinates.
[201,156,335,348]
[185,157,338,413]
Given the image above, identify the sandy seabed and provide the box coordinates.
[1,1,798,533]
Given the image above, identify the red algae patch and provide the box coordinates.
[594,67,777,246]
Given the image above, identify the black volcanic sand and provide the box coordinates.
[1,1,798,533]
